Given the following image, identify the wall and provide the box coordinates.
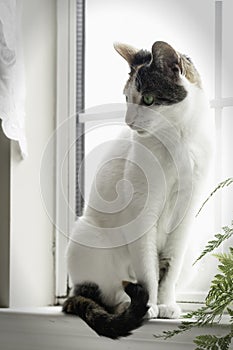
[9,0,56,306]
[0,129,10,307]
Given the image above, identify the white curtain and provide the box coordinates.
[0,0,27,158]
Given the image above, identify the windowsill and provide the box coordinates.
[0,307,232,350]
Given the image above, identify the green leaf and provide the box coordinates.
[227,308,233,318]
[196,178,233,217]
[153,321,195,339]
[193,224,233,265]
[194,332,232,350]
[154,179,233,348]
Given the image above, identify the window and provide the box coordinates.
[53,0,233,305]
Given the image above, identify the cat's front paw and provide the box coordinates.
[145,303,159,319]
[158,303,181,319]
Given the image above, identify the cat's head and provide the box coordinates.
[114,41,202,134]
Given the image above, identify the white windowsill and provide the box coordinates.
[0,307,232,350]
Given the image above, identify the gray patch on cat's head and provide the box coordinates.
[114,41,202,105]
[135,41,187,105]
[151,41,180,78]
[136,64,187,105]
[130,50,152,71]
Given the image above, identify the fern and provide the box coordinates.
[205,249,233,315]
[153,320,196,340]
[154,249,233,348]
[154,306,218,340]
[194,331,233,350]
[196,178,233,217]
[154,179,233,349]
[193,224,233,264]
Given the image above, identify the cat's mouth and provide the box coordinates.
[137,130,146,135]
[128,124,146,135]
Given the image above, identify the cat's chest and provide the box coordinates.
[126,133,203,229]
[125,134,191,190]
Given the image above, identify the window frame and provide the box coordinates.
[55,0,77,301]
[55,0,233,304]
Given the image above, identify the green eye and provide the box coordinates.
[142,94,154,106]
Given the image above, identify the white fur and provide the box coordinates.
[66,74,214,319]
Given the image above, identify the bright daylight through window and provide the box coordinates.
[52,0,233,311]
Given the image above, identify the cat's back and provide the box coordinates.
[86,127,133,204]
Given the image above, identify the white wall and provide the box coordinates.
[10,0,56,307]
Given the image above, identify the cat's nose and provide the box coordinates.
[126,116,137,128]
[126,119,139,130]
[126,119,140,131]
[125,104,138,126]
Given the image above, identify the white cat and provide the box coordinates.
[63,41,214,338]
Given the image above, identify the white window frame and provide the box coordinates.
[55,0,233,305]
[55,0,77,301]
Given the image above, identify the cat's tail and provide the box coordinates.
[62,281,149,339]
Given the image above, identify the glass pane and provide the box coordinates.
[85,0,215,106]
[222,107,233,225]
[85,0,216,302]
[222,0,233,97]
[84,118,126,201]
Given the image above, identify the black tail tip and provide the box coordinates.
[122,281,149,305]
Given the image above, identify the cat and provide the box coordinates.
[63,41,213,338]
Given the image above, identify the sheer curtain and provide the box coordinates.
[0,0,26,158]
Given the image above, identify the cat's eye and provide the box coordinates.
[142,94,154,106]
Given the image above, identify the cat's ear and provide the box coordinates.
[151,41,182,77]
[113,42,139,66]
